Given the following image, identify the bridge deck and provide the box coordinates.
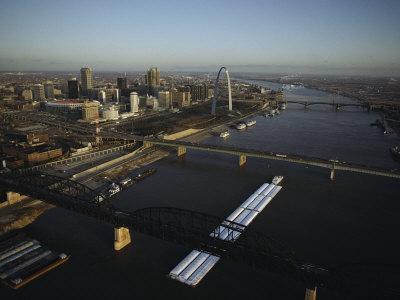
[145,139,400,179]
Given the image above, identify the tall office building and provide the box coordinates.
[68,78,80,99]
[130,92,139,114]
[32,84,45,100]
[44,82,54,99]
[117,77,127,90]
[190,84,208,101]
[80,67,93,96]
[146,67,160,86]
[158,91,171,109]
[171,90,191,108]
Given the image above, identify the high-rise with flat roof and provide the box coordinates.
[117,77,127,90]
[146,67,160,86]
[80,67,93,96]
[130,92,139,114]
[68,78,79,99]
[32,84,45,100]
[190,84,208,101]
[158,91,171,108]
[44,82,54,99]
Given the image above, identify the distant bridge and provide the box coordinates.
[142,139,400,180]
[284,100,368,109]
[282,99,400,111]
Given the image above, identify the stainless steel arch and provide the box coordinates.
[211,66,232,115]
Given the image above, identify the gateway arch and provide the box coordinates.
[211,66,232,115]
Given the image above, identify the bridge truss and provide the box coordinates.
[0,171,399,297]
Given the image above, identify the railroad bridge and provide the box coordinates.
[0,171,399,298]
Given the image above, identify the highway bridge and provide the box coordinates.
[142,139,400,180]
[0,170,399,297]
[283,100,367,109]
[4,109,399,180]
[281,99,400,111]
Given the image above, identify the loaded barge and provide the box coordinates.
[119,168,157,188]
[0,233,69,289]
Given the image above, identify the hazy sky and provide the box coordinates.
[1,0,399,75]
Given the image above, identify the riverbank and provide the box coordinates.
[0,198,53,235]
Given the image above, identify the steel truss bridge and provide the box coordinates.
[0,171,399,297]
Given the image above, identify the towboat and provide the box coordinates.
[245,120,256,127]
[107,183,121,196]
[236,123,246,130]
[390,145,400,161]
[219,131,230,138]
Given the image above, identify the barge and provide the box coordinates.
[119,168,157,188]
[0,233,69,289]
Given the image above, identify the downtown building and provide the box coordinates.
[68,78,80,99]
[44,82,54,99]
[146,67,160,86]
[82,101,99,122]
[80,67,93,97]
[190,84,209,101]
[32,84,45,101]
[117,77,128,90]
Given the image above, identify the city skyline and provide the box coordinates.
[0,0,400,76]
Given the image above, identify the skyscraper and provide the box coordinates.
[146,67,160,86]
[130,92,139,114]
[117,77,127,90]
[80,67,93,96]
[190,84,208,101]
[158,91,171,109]
[32,84,45,100]
[68,78,80,99]
[44,82,54,99]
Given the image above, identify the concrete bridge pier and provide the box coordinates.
[239,154,247,167]
[177,146,187,157]
[114,227,131,251]
[304,287,317,300]
[330,167,335,180]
